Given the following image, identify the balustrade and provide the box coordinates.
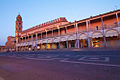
[17,23,120,47]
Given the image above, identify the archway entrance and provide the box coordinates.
[92,38,104,48]
[92,32,104,48]
[68,40,75,48]
[105,29,120,47]
[79,39,88,48]
[79,34,88,48]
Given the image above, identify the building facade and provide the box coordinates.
[16,9,120,51]
[5,36,16,51]
[0,46,6,52]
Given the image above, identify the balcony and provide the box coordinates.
[17,24,120,47]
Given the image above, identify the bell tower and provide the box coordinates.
[15,14,22,43]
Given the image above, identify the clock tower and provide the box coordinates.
[15,14,22,43]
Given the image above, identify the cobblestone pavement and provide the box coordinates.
[0,50,120,80]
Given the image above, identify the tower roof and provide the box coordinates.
[16,14,22,20]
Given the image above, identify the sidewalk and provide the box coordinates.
[36,47,120,52]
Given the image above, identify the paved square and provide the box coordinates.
[0,50,120,80]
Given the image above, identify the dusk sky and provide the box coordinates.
[0,0,120,45]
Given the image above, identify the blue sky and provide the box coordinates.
[0,0,120,45]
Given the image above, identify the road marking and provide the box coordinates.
[60,60,120,67]
[104,57,110,62]
[25,57,68,61]
[78,56,110,62]
[25,57,53,61]
[6,55,119,67]
[65,55,70,57]
[0,77,4,80]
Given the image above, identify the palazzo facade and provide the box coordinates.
[16,9,120,51]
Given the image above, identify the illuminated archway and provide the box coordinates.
[92,31,104,48]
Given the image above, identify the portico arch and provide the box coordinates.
[67,35,76,48]
[105,29,120,47]
[79,33,88,48]
[92,31,104,48]
[105,29,119,37]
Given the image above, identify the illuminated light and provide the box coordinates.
[47,44,51,49]
[95,40,99,42]
[94,44,99,47]
[52,44,57,49]
[37,46,40,49]
[42,45,45,49]
[28,48,31,51]
[57,25,60,29]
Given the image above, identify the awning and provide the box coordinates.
[67,35,76,41]
[26,42,30,45]
[42,39,47,43]
[21,43,23,46]
[37,40,42,44]
[33,42,36,47]
[92,32,103,38]
[60,36,67,42]
[105,30,118,37]
[53,37,60,43]
[23,43,26,46]
[79,34,88,39]
[26,42,29,45]
[24,43,27,46]
[47,38,53,43]
[29,42,32,45]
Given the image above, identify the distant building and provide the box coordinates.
[14,9,120,51]
[0,46,6,52]
[5,36,16,51]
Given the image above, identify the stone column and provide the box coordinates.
[36,33,38,40]
[101,16,106,47]
[35,33,38,51]
[16,44,18,51]
[65,26,68,48]
[88,20,92,48]
[21,37,23,51]
[115,13,120,40]
[86,21,91,48]
[116,13,119,26]
[24,37,26,43]
[25,36,27,51]
[51,29,54,49]
[31,34,33,51]
[57,26,61,49]
[75,22,79,48]
[45,30,48,49]
[41,32,42,50]
[52,29,54,37]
